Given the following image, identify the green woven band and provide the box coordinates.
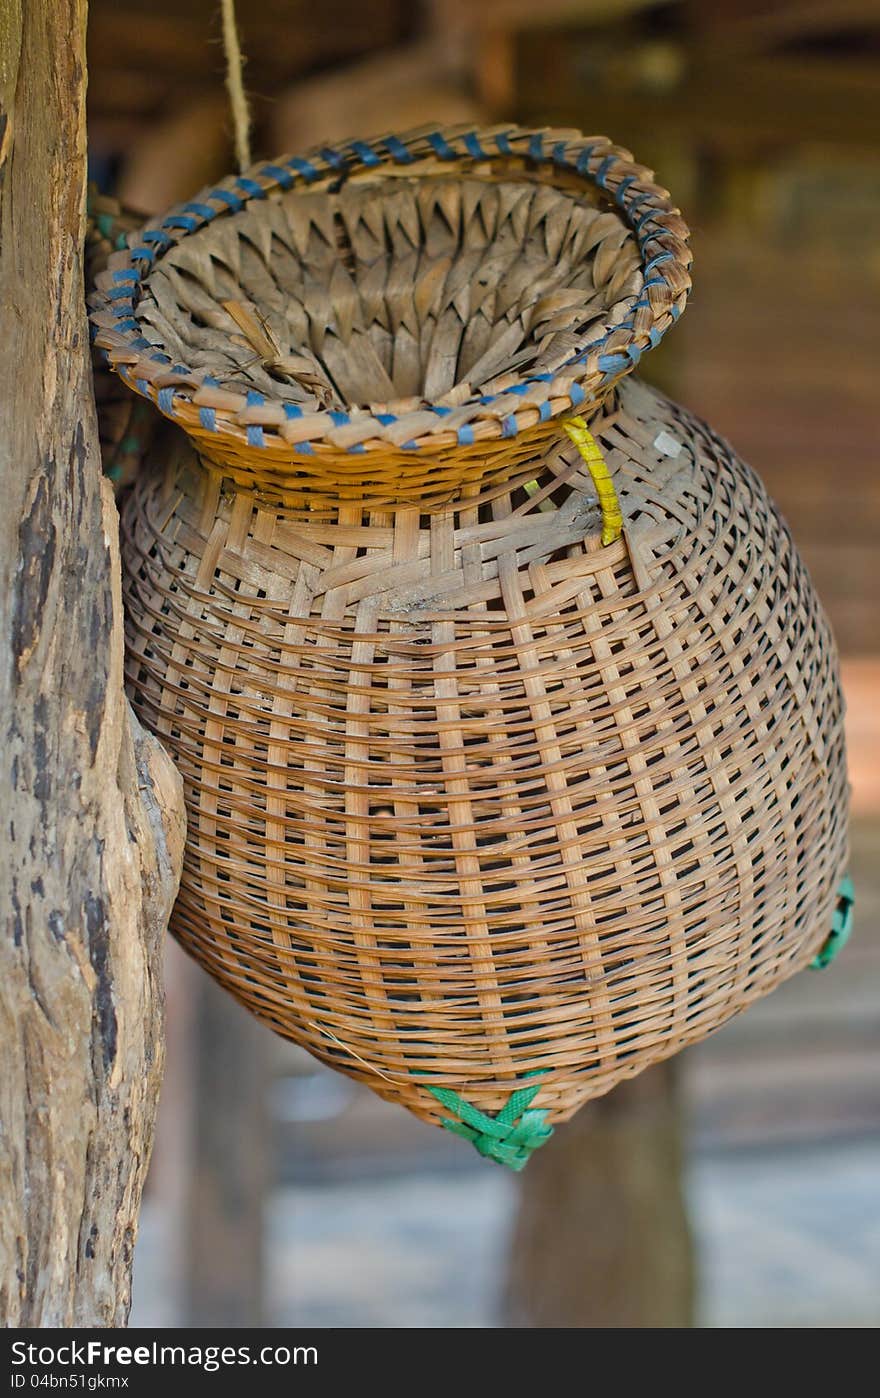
[426,1074,554,1171]
[811,874,855,970]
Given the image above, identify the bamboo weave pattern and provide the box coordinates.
[92,125,849,1148]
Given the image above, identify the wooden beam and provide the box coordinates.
[0,0,184,1325]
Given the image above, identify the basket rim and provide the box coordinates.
[89,123,692,462]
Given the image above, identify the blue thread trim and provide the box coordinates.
[182,202,216,221]
[633,205,660,234]
[427,130,456,159]
[131,337,152,350]
[402,439,418,450]
[538,401,552,421]
[320,146,346,169]
[107,287,133,302]
[283,403,303,420]
[157,388,175,414]
[129,247,155,264]
[528,133,544,161]
[246,390,265,406]
[376,413,397,426]
[457,425,475,446]
[384,135,413,162]
[247,425,264,447]
[430,405,452,416]
[329,411,350,427]
[350,140,380,166]
[576,146,597,174]
[202,374,220,388]
[644,250,673,272]
[141,229,172,247]
[261,163,295,188]
[171,364,189,376]
[495,132,513,155]
[614,175,635,205]
[150,352,172,364]
[462,132,485,159]
[110,269,138,283]
[598,353,629,373]
[501,415,518,438]
[199,407,217,431]
[135,379,149,396]
[569,382,586,406]
[209,187,244,210]
[286,157,319,182]
[594,156,614,189]
[163,214,197,232]
[236,177,265,198]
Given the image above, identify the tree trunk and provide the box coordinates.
[503,1065,695,1328]
[0,0,185,1327]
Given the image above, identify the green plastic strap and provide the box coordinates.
[426,1073,554,1171]
[811,874,855,970]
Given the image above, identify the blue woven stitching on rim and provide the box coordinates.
[285,157,319,182]
[94,127,687,454]
[320,146,346,170]
[350,140,381,166]
[261,163,295,189]
[427,131,456,159]
[209,188,244,210]
[384,134,414,163]
[182,202,218,221]
[236,176,266,198]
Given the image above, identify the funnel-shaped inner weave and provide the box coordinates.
[138,176,644,414]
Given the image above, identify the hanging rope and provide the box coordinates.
[220,0,252,173]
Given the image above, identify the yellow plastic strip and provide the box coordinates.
[562,416,624,546]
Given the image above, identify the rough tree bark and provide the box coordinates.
[504,1065,695,1328]
[0,0,185,1326]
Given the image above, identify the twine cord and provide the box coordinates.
[220,0,252,173]
[563,416,624,545]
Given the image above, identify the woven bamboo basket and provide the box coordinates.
[91,125,849,1168]
[87,191,163,490]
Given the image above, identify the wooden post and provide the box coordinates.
[0,0,185,1326]
[504,1065,695,1328]
[182,978,269,1328]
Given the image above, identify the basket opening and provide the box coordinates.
[140,174,644,417]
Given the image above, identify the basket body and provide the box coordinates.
[121,375,848,1129]
[91,124,848,1151]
